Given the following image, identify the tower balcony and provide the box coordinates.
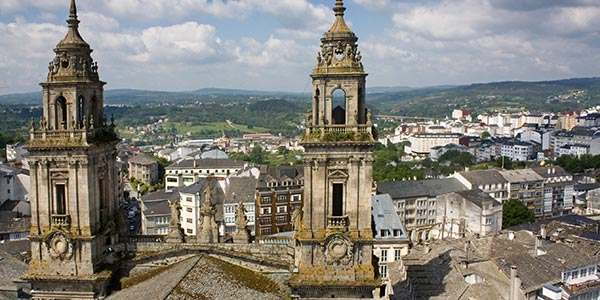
[51,214,71,229]
[303,125,373,143]
[28,125,117,147]
[327,215,349,232]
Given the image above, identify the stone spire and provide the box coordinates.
[328,0,352,34]
[47,0,99,83]
[314,0,363,74]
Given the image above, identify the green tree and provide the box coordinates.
[249,145,267,165]
[502,199,535,228]
[481,131,491,139]
[495,156,514,170]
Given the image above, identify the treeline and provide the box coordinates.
[555,154,600,174]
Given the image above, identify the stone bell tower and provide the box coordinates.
[22,1,121,299]
[289,0,379,298]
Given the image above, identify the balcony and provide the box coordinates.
[327,215,349,232]
[303,125,373,143]
[51,214,71,229]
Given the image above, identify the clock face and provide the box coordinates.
[48,231,73,260]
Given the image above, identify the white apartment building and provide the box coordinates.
[165,158,246,189]
[408,133,462,155]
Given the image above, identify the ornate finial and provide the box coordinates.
[334,0,346,17]
[67,0,80,29]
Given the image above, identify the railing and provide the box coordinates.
[327,215,349,231]
[51,214,71,228]
[306,124,372,135]
[29,126,116,144]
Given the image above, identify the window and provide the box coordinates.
[156,217,169,224]
[186,197,193,202]
[186,229,193,234]
[261,217,271,225]
[380,249,388,262]
[277,206,287,213]
[261,207,271,214]
[156,227,169,235]
[167,177,178,183]
[589,267,596,275]
[291,194,301,202]
[277,195,287,203]
[55,184,67,215]
[261,196,271,204]
[395,249,402,261]
[380,230,389,237]
[581,268,588,277]
[485,217,494,225]
[332,183,344,216]
[225,216,235,224]
[245,205,255,212]
[380,265,388,278]
[186,218,192,223]
[225,206,235,214]
[276,215,287,224]
[186,208,193,212]
[573,270,579,279]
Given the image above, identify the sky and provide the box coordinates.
[1,0,600,95]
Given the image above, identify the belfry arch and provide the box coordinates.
[55,96,68,129]
[332,89,346,125]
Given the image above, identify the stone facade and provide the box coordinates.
[288,1,379,297]
[21,1,122,298]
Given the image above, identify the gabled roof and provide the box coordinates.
[129,153,158,165]
[141,189,180,202]
[454,189,502,208]
[457,169,508,187]
[224,177,257,204]
[377,178,468,199]
[143,200,171,216]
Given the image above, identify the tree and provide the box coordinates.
[249,144,267,165]
[481,131,491,139]
[502,199,535,228]
[495,156,513,170]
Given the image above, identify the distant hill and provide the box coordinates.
[0,88,305,105]
[369,77,600,118]
[2,77,600,117]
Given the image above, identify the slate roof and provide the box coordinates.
[499,169,543,183]
[0,213,30,234]
[0,249,28,296]
[129,153,158,165]
[530,166,571,178]
[456,169,508,187]
[141,189,180,203]
[376,178,468,199]
[371,194,408,240]
[143,201,171,217]
[454,189,502,208]
[224,177,257,204]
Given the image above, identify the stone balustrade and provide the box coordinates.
[51,214,71,228]
[327,215,349,231]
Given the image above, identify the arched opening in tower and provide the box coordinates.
[55,96,68,130]
[332,89,346,125]
[91,95,99,127]
[77,96,85,128]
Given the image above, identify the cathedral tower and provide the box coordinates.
[289,0,379,298]
[22,1,121,299]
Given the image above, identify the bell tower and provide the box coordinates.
[289,0,379,298]
[22,1,121,299]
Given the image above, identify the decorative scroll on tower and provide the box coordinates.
[22,1,122,299]
[289,0,380,298]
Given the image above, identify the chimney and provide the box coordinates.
[540,224,547,240]
[534,235,541,256]
[509,265,518,300]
